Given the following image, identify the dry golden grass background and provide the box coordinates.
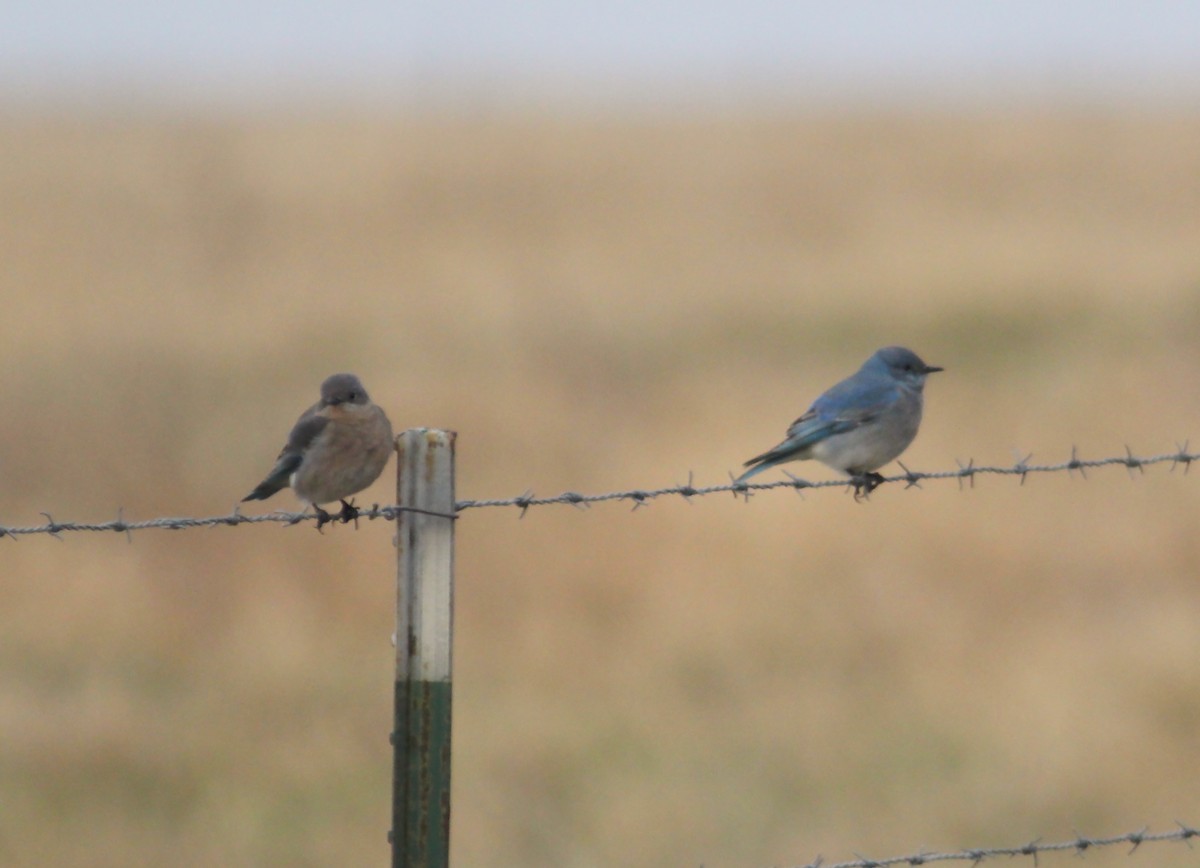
[0,108,1198,867]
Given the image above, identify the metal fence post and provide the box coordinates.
[391,428,456,868]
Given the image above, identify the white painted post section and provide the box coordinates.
[391,428,456,868]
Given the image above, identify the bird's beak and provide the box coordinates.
[923,364,944,374]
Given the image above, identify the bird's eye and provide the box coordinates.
[347,392,358,401]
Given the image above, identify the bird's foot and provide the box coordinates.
[337,498,361,526]
[312,504,335,530]
[851,472,885,501]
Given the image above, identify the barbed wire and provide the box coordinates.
[453,444,1195,514]
[0,444,1193,539]
[0,504,445,540]
[785,822,1197,868]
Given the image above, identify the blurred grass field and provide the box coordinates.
[0,108,1198,867]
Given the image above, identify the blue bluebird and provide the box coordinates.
[243,373,393,524]
[737,346,942,494]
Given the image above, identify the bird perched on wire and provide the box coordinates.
[736,346,942,496]
[242,373,393,525]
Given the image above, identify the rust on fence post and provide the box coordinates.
[391,428,456,868]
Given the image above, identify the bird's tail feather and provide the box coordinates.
[735,452,791,484]
[241,453,301,502]
[242,477,287,502]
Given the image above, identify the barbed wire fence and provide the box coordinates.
[0,443,1193,539]
[3,435,1198,868]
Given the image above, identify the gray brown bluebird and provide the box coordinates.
[243,373,394,524]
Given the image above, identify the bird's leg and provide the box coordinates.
[337,498,361,525]
[312,503,334,530]
[851,471,885,501]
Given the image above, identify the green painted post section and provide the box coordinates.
[392,429,456,868]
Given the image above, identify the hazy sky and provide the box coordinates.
[5,1,1200,108]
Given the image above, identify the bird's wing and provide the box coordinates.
[741,377,899,471]
[802,374,899,430]
[241,405,331,502]
[284,405,331,455]
[267,409,332,480]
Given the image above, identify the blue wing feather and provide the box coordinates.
[736,373,900,483]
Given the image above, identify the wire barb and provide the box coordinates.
[896,460,922,490]
[1067,445,1087,479]
[1013,452,1033,486]
[955,457,976,490]
[39,512,63,541]
[114,507,133,544]
[1172,440,1192,474]
[781,469,809,498]
[1120,444,1143,477]
[561,492,590,510]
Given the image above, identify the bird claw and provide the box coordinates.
[312,504,335,530]
[851,472,884,501]
[337,498,361,526]
[305,500,361,530]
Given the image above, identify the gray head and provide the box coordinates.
[319,373,370,407]
[865,346,943,389]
